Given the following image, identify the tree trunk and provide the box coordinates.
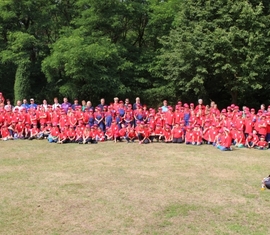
[231,91,238,104]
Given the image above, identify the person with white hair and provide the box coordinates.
[195,98,205,114]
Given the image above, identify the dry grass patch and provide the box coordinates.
[0,141,270,234]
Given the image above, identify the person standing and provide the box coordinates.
[21,99,29,110]
[61,97,71,113]
[4,99,13,111]
[133,97,141,110]
[29,98,38,109]
[161,100,168,113]
[97,98,106,111]
[72,98,80,110]
[52,97,61,110]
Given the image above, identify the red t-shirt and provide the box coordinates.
[172,127,183,139]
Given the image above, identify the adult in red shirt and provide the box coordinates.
[194,99,205,114]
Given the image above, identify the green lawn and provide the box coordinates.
[0,140,270,235]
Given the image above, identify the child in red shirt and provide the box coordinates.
[163,124,172,143]
[192,124,203,145]
[29,123,39,140]
[172,123,184,143]
[255,135,268,150]
[105,127,113,140]
[185,127,193,144]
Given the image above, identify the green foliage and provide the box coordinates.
[157,0,270,105]
[14,62,31,102]
[0,0,269,106]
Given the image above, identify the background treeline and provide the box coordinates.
[0,0,270,108]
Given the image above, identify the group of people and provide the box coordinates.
[0,92,270,151]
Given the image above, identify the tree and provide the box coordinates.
[0,0,77,103]
[42,0,179,104]
[157,0,270,105]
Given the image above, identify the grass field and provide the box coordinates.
[0,140,270,235]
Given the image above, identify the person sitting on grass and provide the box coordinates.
[126,125,136,143]
[37,124,45,140]
[208,124,219,145]
[24,122,31,139]
[163,124,172,143]
[43,121,52,139]
[14,119,25,139]
[155,123,164,142]
[75,121,84,143]
[117,123,127,142]
[48,123,59,143]
[67,126,76,143]
[139,123,151,144]
[1,123,12,140]
[28,123,39,140]
[185,126,193,145]
[105,126,113,140]
[172,123,184,144]
[202,122,211,144]
[89,126,98,144]
[234,128,245,148]
[245,133,256,149]
[96,127,105,142]
[192,124,203,145]
[135,121,145,143]
[255,135,268,150]
[57,125,68,144]
[216,128,232,151]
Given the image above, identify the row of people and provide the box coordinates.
[1,120,269,150]
[0,103,269,139]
